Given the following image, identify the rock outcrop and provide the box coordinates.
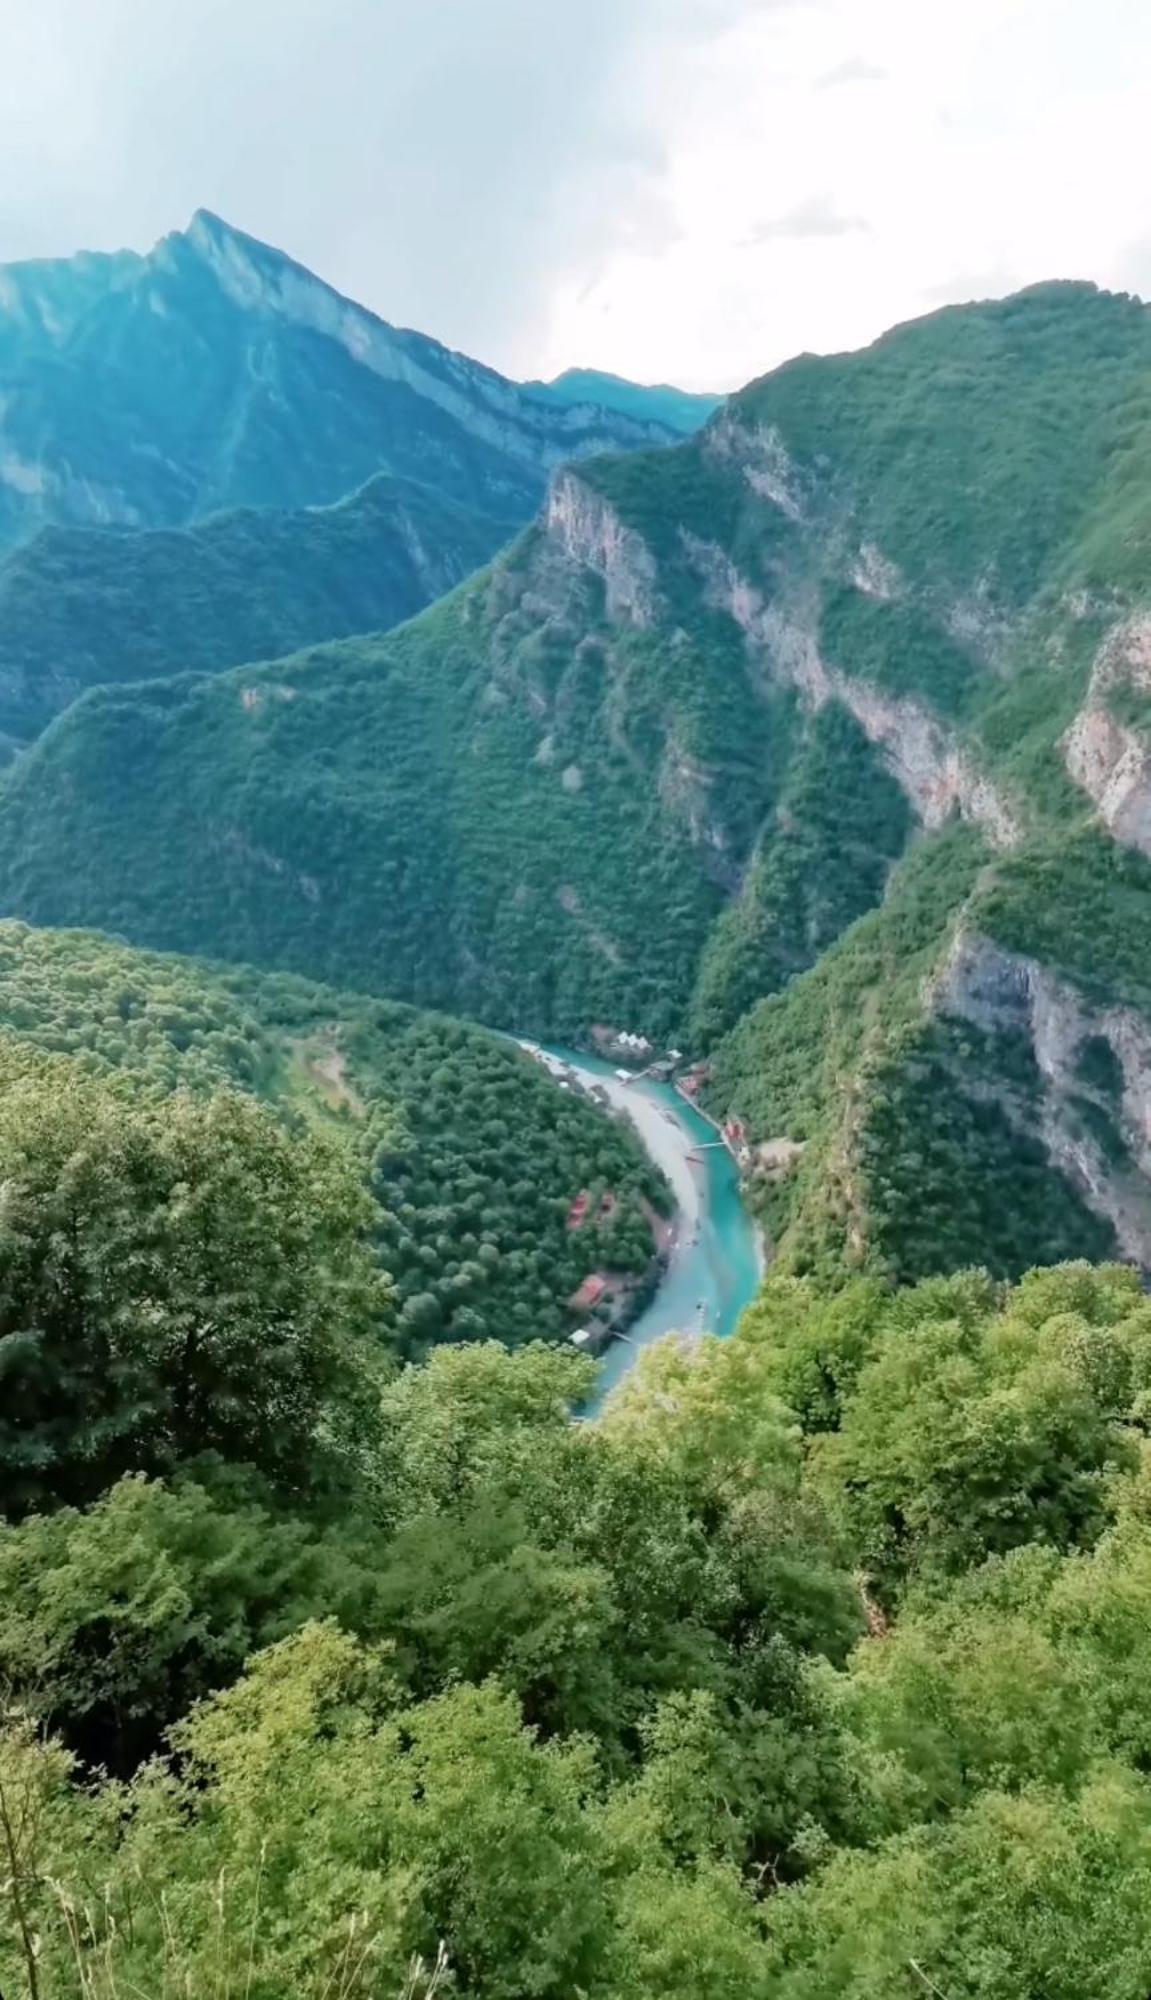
[1064,614,1151,854]
[936,929,1151,1268]
[685,533,1021,847]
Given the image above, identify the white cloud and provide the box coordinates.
[0,0,1149,392]
[538,0,1151,388]
[814,56,888,88]
[744,196,870,244]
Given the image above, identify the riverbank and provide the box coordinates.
[524,1043,764,1407]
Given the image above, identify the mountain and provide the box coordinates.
[538,367,721,435]
[0,209,674,548]
[0,472,514,744]
[6,280,1151,1283]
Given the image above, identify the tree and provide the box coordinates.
[810,1263,1150,1596]
[0,1048,388,1513]
[764,1768,1151,2000]
[370,1338,595,1526]
[34,1626,612,2000]
[0,1471,398,1770]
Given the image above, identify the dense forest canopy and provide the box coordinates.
[0,922,667,1355]
[0,473,515,745]
[4,1088,1151,1998]
[7,272,1151,1995]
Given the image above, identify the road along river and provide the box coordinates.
[528,1045,765,1409]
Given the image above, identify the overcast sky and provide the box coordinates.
[2,0,1150,390]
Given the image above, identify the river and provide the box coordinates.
[528,1045,764,1407]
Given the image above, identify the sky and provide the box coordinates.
[1,0,1150,391]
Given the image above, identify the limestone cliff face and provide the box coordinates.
[935,930,1151,1267]
[683,532,1021,847]
[538,395,1025,852]
[183,213,667,474]
[1063,614,1151,855]
[544,471,659,627]
[704,410,810,521]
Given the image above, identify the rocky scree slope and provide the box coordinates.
[5,281,1151,1281]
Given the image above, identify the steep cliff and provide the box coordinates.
[4,280,1151,1280]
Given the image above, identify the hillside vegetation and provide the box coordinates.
[6,283,1151,1278]
[9,272,1151,1995]
[0,474,513,742]
[0,921,665,1354]
[4,1075,1151,1998]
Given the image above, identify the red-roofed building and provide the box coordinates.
[567,1273,608,1313]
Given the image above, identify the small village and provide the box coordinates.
[518,1024,779,1358]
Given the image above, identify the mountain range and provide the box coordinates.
[0,209,683,545]
[0,470,513,744]
[536,368,722,436]
[9,209,1151,1997]
[3,253,1151,1291]
[0,213,712,744]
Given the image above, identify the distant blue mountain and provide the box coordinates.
[0,211,676,549]
[536,367,722,435]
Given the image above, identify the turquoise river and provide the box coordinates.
[535,1045,765,1406]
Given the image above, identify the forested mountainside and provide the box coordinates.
[0,920,664,1354]
[537,366,722,434]
[6,282,1151,1284]
[0,472,513,744]
[0,209,673,547]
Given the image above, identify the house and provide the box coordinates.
[567,1273,608,1313]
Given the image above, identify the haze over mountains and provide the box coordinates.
[0,213,714,741]
[0,209,683,544]
[6,260,1151,1292]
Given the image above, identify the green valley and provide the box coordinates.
[6,281,1151,1283]
[0,920,666,1355]
[6,231,1151,2000]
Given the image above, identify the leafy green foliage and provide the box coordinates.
[858,1019,1117,1283]
[7,1241,1151,1994]
[706,828,987,1274]
[0,1470,398,1771]
[779,1261,1150,1596]
[976,830,1151,1012]
[0,921,667,1351]
[765,1768,1151,2000]
[738,281,1151,602]
[820,583,980,718]
[690,703,911,1043]
[0,474,513,741]
[0,1043,385,1515]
